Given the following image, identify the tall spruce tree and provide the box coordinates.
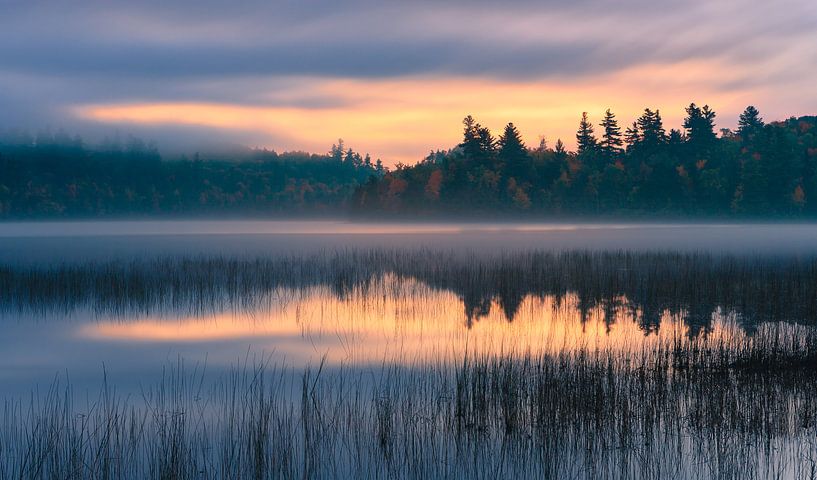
[737,106,764,140]
[478,125,497,157]
[460,115,496,167]
[636,108,667,148]
[499,123,530,179]
[683,103,717,146]
[576,112,598,154]
[624,121,640,151]
[461,115,482,159]
[554,138,567,157]
[599,109,623,158]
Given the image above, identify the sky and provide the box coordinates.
[1,0,817,165]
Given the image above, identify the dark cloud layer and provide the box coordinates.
[7,1,813,80]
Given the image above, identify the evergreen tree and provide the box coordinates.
[599,109,623,158]
[330,139,345,162]
[460,115,496,167]
[536,135,547,153]
[554,139,567,157]
[461,115,482,159]
[499,123,530,176]
[668,129,684,146]
[737,106,764,140]
[478,125,497,157]
[683,103,717,146]
[624,122,640,151]
[576,112,597,154]
[636,109,667,148]
[344,148,363,167]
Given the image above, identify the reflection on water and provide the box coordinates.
[80,284,720,365]
[3,243,817,479]
[4,278,817,479]
[0,255,814,397]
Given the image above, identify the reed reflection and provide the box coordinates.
[3,250,817,341]
[78,277,806,370]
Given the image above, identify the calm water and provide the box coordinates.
[0,220,815,395]
[2,220,817,264]
[1,282,741,395]
[3,221,817,479]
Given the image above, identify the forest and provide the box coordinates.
[1,104,816,218]
[0,134,382,217]
[354,106,817,217]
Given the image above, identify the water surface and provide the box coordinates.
[1,222,815,396]
[2,220,816,265]
[3,222,817,479]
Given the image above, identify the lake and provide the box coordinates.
[2,221,817,479]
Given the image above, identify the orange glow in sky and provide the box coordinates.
[76,59,777,165]
[2,0,814,163]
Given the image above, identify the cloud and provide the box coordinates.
[4,0,814,81]
[0,0,816,161]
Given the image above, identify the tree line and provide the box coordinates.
[354,106,817,217]
[0,132,382,217]
[1,104,816,218]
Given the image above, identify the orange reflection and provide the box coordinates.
[79,276,764,366]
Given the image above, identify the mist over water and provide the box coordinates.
[1,221,816,265]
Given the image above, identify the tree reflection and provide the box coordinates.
[2,250,816,338]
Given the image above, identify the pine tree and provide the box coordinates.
[460,115,496,166]
[344,148,362,167]
[499,123,530,179]
[624,121,640,150]
[478,126,497,157]
[668,129,684,145]
[498,123,527,163]
[737,106,764,140]
[637,109,667,148]
[554,139,567,156]
[576,112,597,154]
[536,135,547,153]
[461,115,482,159]
[683,103,717,146]
[330,139,345,162]
[599,109,623,158]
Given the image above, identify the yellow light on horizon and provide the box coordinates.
[76,61,763,165]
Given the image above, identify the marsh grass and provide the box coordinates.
[3,342,817,479]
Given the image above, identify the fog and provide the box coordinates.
[0,220,816,264]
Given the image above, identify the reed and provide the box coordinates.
[3,345,817,479]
